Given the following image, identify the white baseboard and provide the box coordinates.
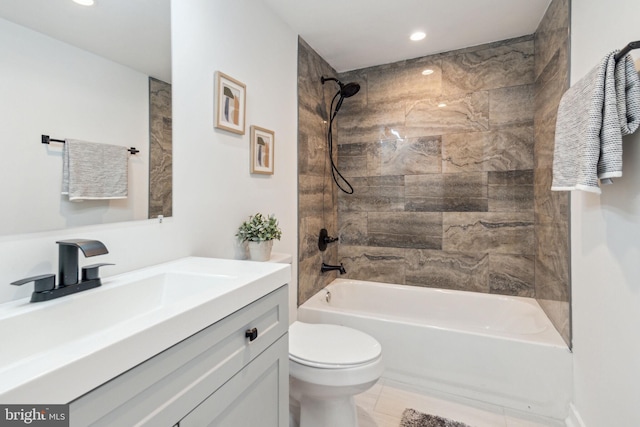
[565,403,586,427]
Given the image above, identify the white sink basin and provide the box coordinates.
[0,257,290,404]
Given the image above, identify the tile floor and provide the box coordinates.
[354,379,566,427]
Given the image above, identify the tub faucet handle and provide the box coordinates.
[318,228,339,251]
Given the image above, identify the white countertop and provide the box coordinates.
[0,257,291,404]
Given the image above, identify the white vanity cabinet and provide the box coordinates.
[69,284,289,427]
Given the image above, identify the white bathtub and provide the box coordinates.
[298,279,572,420]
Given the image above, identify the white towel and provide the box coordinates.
[552,52,640,193]
[62,139,129,201]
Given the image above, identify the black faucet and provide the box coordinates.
[320,262,346,275]
[11,239,113,303]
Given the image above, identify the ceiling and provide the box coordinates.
[0,1,552,80]
[0,0,171,82]
[263,0,551,72]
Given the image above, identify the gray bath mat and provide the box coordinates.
[400,408,472,427]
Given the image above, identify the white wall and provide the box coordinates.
[171,0,298,319]
[570,0,640,425]
[0,0,299,321]
[0,17,149,234]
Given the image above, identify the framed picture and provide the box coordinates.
[215,71,246,135]
[250,126,275,175]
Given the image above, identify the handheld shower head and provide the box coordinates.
[321,75,361,195]
[322,76,361,115]
[340,82,360,98]
[321,76,361,98]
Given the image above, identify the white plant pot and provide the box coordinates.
[247,240,273,262]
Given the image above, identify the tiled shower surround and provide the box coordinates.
[149,77,173,219]
[336,36,538,295]
[297,0,570,345]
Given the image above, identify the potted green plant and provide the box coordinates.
[236,213,282,261]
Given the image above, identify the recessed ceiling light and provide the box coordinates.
[72,0,95,6]
[410,31,426,41]
[422,69,434,76]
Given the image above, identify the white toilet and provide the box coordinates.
[288,321,384,427]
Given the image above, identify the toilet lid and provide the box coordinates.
[289,322,382,368]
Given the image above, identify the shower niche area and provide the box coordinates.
[297,0,571,346]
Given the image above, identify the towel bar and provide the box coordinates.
[41,134,139,155]
[615,40,640,62]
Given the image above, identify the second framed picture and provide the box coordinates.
[250,126,275,175]
[215,71,246,135]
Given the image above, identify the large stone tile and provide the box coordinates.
[405,173,488,197]
[488,170,534,212]
[534,0,569,80]
[442,38,534,95]
[488,254,535,297]
[338,245,407,284]
[443,212,535,255]
[149,78,173,218]
[298,189,322,221]
[488,169,534,185]
[298,253,336,305]
[489,84,534,129]
[299,215,325,260]
[298,37,338,114]
[534,0,571,342]
[534,167,569,225]
[337,141,374,178]
[368,212,443,249]
[405,249,489,292]
[405,173,488,212]
[380,136,442,175]
[405,91,489,137]
[403,57,444,102]
[533,112,557,169]
[535,222,570,302]
[339,211,369,246]
[534,49,569,125]
[537,298,571,347]
[338,176,405,212]
[366,61,412,104]
[298,106,329,175]
[337,152,368,178]
[336,68,368,110]
[339,140,383,177]
[534,46,569,171]
[338,101,406,144]
[442,124,534,173]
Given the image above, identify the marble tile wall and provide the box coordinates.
[334,36,538,297]
[148,77,173,219]
[533,0,571,346]
[297,1,571,344]
[297,38,341,304]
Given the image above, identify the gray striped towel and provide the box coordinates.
[552,52,640,193]
[62,139,129,201]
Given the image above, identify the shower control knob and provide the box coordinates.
[245,327,258,342]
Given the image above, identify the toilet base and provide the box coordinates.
[290,376,380,427]
[292,395,358,427]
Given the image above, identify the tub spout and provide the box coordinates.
[321,262,346,275]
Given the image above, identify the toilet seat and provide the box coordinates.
[289,321,382,369]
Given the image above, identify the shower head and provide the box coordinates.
[321,76,360,115]
[340,82,360,98]
[321,76,361,97]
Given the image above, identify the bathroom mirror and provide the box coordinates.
[0,0,172,236]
